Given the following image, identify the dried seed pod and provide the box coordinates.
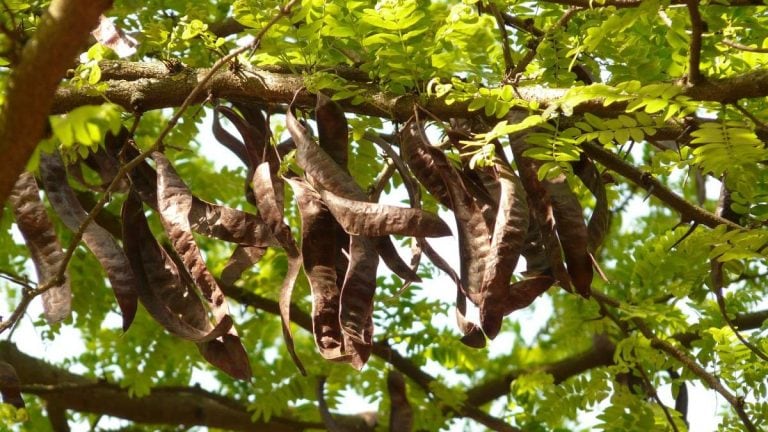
[9,173,71,324]
[286,109,418,282]
[121,191,232,342]
[338,234,378,347]
[399,121,454,209]
[574,157,609,253]
[316,92,349,170]
[287,178,349,361]
[111,138,277,247]
[252,163,306,375]
[212,105,249,165]
[39,151,138,331]
[154,151,233,324]
[319,188,451,238]
[510,136,572,291]
[197,333,253,381]
[122,191,250,379]
[502,276,556,315]
[220,245,266,286]
[545,175,593,298]
[479,163,529,339]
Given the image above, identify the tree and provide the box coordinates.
[0,0,767,430]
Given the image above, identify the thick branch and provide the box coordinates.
[465,309,767,406]
[540,0,763,8]
[222,284,519,431]
[0,341,376,432]
[50,62,768,121]
[0,0,112,207]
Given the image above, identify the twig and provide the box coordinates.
[732,103,768,130]
[591,290,758,432]
[0,270,34,290]
[581,141,742,230]
[711,262,768,362]
[721,39,768,53]
[685,0,704,85]
[0,0,300,335]
[510,7,581,79]
[486,3,515,79]
[636,366,681,432]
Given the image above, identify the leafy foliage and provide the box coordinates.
[2,0,768,431]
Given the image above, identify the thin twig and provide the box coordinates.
[721,39,768,53]
[685,0,704,85]
[638,367,682,432]
[732,103,768,130]
[592,290,758,432]
[511,7,581,79]
[486,3,515,80]
[0,0,299,335]
[581,141,742,230]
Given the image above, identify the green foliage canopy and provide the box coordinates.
[1,0,768,431]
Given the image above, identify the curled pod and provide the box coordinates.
[399,120,454,209]
[121,190,232,342]
[574,157,609,254]
[287,178,350,362]
[478,162,529,339]
[509,135,572,291]
[544,175,593,298]
[39,151,138,330]
[252,163,306,375]
[316,92,349,170]
[9,173,72,324]
[319,188,451,238]
[286,108,418,282]
[154,151,233,323]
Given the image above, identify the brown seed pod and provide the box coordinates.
[316,92,350,170]
[154,151,234,324]
[287,178,350,362]
[399,121,454,209]
[109,137,277,247]
[252,163,306,375]
[502,275,556,315]
[544,175,593,298]
[319,188,451,238]
[574,157,609,254]
[211,105,249,166]
[478,163,529,339]
[9,173,72,324]
[220,245,266,286]
[39,151,138,331]
[286,108,418,282]
[121,190,233,343]
[510,136,572,291]
[339,233,379,350]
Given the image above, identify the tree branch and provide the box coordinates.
[539,0,763,9]
[222,284,519,431]
[580,141,743,230]
[0,341,375,432]
[49,61,768,121]
[0,0,112,207]
[685,0,705,85]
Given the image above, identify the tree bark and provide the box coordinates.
[0,0,112,206]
